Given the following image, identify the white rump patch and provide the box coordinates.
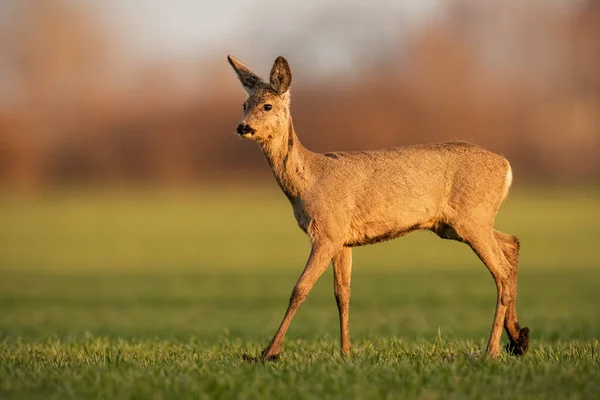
[502,162,513,200]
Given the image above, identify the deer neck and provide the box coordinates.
[258,119,315,201]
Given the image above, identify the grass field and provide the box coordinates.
[1,186,599,399]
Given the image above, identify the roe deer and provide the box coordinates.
[227,55,529,360]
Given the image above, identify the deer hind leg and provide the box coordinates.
[332,247,352,356]
[494,230,529,355]
[458,227,513,358]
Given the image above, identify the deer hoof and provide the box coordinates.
[505,327,530,356]
[241,353,259,362]
[242,352,281,363]
[262,353,281,362]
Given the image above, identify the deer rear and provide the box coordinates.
[228,54,529,360]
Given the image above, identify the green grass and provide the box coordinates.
[1,186,599,399]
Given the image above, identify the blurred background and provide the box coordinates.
[0,0,599,351]
[0,0,598,190]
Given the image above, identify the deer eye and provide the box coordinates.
[263,104,272,111]
[242,103,246,111]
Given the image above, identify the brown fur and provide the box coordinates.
[227,55,528,359]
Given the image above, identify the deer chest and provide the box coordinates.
[292,203,312,234]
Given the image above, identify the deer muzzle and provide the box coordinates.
[236,123,256,137]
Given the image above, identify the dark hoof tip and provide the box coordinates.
[262,353,281,362]
[241,353,259,363]
[242,353,281,363]
[506,326,530,356]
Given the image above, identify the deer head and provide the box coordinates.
[227,55,292,142]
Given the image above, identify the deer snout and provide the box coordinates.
[236,123,256,137]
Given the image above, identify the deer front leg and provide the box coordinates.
[332,247,352,356]
[261,242,340,360]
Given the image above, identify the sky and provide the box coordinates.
[99,0,442,73]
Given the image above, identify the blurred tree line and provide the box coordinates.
[0,0,598,191]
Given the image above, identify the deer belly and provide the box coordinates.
[345,220,424,247]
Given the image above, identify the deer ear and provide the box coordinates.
[270,56,292,95]
[227,55,263,94]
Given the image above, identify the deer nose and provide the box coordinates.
[236,123,256,135]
